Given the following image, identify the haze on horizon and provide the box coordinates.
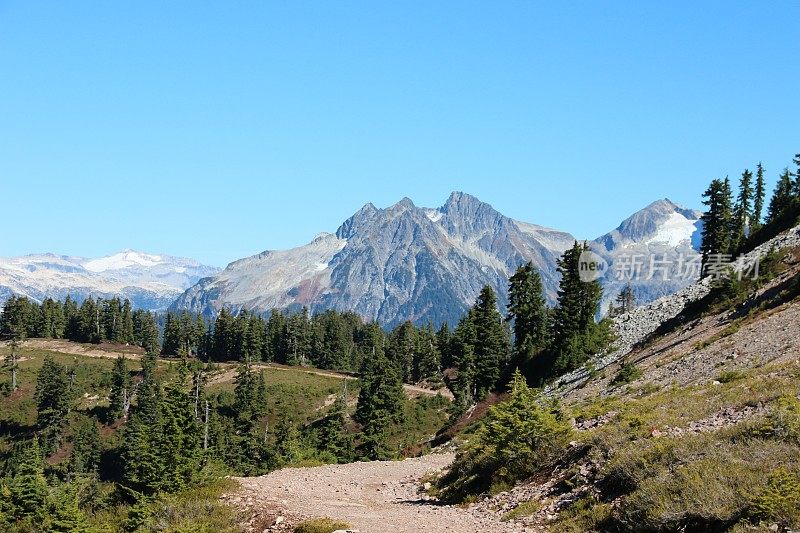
[1,1,798,266]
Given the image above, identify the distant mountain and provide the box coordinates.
[592,199,703,313]
[173,193,702,327]
[0,250,220,310]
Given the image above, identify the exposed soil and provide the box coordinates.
[226,452,530,532]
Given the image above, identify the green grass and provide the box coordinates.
[502,499,540,521]
[293,517,352,533]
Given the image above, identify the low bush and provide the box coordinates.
[436,370,572,502]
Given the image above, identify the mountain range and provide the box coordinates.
[0,250,220,310]
[0,193,702,325]
[171,193,703,326]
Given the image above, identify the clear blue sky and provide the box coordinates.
[2,1,798,266]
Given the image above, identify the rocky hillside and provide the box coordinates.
[173,193,702,327]
[0,250,219,310]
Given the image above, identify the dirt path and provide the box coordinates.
[226,452,525,533]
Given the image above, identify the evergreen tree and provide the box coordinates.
[506,262,549,365]
[108,355,132,422]
[316,391,353,463]
[355,324,404,460]
[450,311,477,407]
[701,178,734,268]
[611,284,636,316]
[264,309,286,363]
[161,312,183,356]
[435,323,453,369]
[121,299,135,344]
[69,415,101,476]
[731,168,753,251]
[752,162,766,232]
[549,242,607,375]
[132,309,160,354]
[471,286,510,396]
[35,355,73,453]
[767,169,795,224]
[158,379,203,492]
[413,323,441,384]
[49,484,88,532]
[387,321,416,383]
[9,436,49,522]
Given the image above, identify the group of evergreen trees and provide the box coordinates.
[0,295,159,352]
[701,154,800,269]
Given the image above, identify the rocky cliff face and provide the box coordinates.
[172,193,703,327]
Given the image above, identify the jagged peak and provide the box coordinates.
[442,191,483,211]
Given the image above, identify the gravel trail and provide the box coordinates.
[227,453,525,532]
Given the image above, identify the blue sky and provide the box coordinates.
[1,1,798,266]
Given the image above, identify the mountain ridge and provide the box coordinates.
[172,192,703,326]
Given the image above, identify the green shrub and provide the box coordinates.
[502,498,540,521]
[717,370,746,383]
[612,362,642,385]
[749,468,800,527]
[436,370,572,501]
[293,517,352,533]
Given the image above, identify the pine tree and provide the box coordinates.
[731,169,753,252]
[132,309,160,354]
[767,169,795,225]
[9,436,49,522]
[450,311,477,407]
[549,242,606,375]
[471,286,511,396]
[233,362,256,423]
[701,178,734,268]
[506,262,549,365]
[161,312,183,356]
[387,321,416,383]
[108,355,132,422]
[316,393,353,463]
[121,299,135,344]
[355,325,405,460]
[49,484,88,532]
[611,284,636,316]
[752,162,766,232]
[35,356,73,453]
[159,380,203,492]
[68,415,101,476]
[413,323,441,384]
[435,323,453,369]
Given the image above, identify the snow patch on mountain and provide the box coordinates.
[83,250,164,272]
[645,212,700,247]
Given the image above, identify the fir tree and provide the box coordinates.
[767,169,795,224]
[611,284,636,316]
[355,325,404,460]
[506,262,549,365]
[9,436,49,522]
[387,321,416,383]
[701,178,734,268]
[731,169,753,251]
[471,286,511,396]
[548,242,607,375]
[161,312,183,356]
[35,356,73,453]
[68,415,101,476]
[108,355,132,422]
[413,323,441,384]
[316,391,353,463]
[752,162,766,232]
